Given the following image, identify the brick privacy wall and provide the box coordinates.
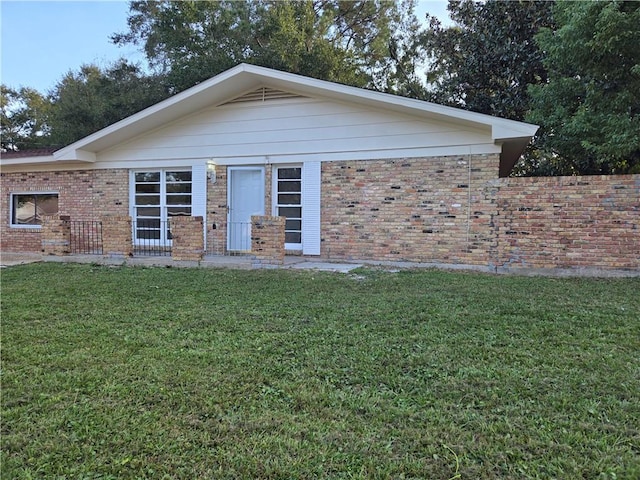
[101,215,133,257]
[171,215,204,261]
[1,169,128,252]
[41,215,71,255]
[495,175,640,270]
[321,154,501,265]
[251,215,285,266]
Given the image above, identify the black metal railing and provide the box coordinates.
[132,220,172,256]
[68,220,103,254]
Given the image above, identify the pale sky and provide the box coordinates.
[1,0,450,93]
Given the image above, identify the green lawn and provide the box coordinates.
[1,263,639,479]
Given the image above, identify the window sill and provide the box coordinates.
[9,225,42,230]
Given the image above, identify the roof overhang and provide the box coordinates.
[6,64,538,173]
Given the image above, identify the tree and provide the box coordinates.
[111,0,419,93]
[385,0,428,98]
[420,0,554,121]
[47,60,169,146]
[527,1,640,175]
[0,85,52,151]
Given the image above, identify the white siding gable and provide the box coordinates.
[96,95,496,166]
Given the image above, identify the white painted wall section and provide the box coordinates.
[191,163,207,219]
[302,161,321,256]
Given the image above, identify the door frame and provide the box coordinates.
[227,166,265,251]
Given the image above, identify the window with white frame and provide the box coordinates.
[10,192,59,227]
[274,166,302,248]
[132,170,192,244]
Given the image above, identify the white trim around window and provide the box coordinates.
[9,191,59,228]
[129,169,193,246]
[272,165,303,251]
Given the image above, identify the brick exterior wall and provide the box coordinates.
[207,165,228,255]
[1,169,128,252]
[2,162,638,273]
[321,154,501,265]
[495,175,640,271]
[171,215,204,261]
[101,215,133,257]
[41,214,71,255]
[251,215,285,267]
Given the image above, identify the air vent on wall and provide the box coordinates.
[222,87,305,105]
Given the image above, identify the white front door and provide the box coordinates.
[227,167,264,251]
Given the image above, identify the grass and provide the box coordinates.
[1,263,639,479]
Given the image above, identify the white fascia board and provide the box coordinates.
[1,155,57,166]
[0,159,96,173]
[0,153,94,169]
[491,120,539,141]
[62,149,96,163]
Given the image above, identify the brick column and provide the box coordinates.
[41,214,71,255]
[171,215,205,261]
[251,215,285,267]
[101,215,133,257]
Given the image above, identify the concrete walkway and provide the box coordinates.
[2,251,637,277]
[0,252,44,268]
[0,252,363,273]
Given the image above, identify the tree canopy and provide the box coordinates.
[111,0,417,93]
[3,0,640,177]
[527,0,640,174]
[420,0,554,121]
[1,85,51,151]
[47,61,168,147]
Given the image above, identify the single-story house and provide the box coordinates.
[1,63,539,266]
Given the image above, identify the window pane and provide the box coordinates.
[135,195,160,205]
[166,194,191,205]
[135,172,160,182]
[278,194,301,205]
[278,181,301,192]
[136,229,161,240]
[166,183,192,193]
[285,232,302,244]
[137,218,160,229]
[166,171,192,182]
[278,168,301,180]
[34,194,59,223]
[285,219,302,231]
[38,195,59,216]
[167,207,192,216]
[13,195,36,224]
[279,207,301,218]
[136,207,161,217]
[136,183,160,193]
